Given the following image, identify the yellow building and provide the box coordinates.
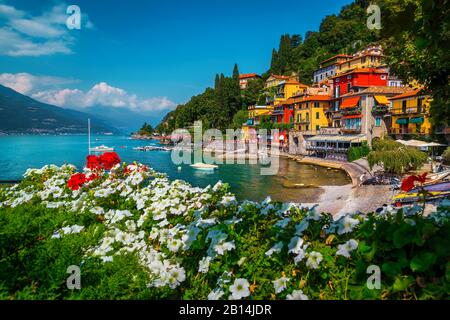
[265,74,308,105]
[247,105,273,126]
[336,45,384,75]
[389,89,432,135]
[293,95,331,133]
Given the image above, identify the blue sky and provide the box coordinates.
[0,0,353,127]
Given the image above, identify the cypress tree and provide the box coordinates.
[214,74,220,89]
[270,49,280,74]
[232,63,239,80]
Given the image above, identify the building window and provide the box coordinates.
[347,83,351,92]
[316,111,320,119]
[361,57,366,64]
[381,75,386,80]
[335,86,340,98]
[316,125,320,131]
[314,102,319,108]
[306,112,309,121]
[417,97,423,113]
[402,100,407,113]
[306,125,309,131]
[375,116,381,127]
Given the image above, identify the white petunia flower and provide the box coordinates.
[229,278,250,300]
[214,241,235,255]
[167,239,183,252]
[295,220,309,235]
[198,256,212,273]
[306,251,323,269]
[265,241,284,257]
[336,239,359,258]
[208,288,224,300]
[272,276,290,294]
[90,206,104,215]
[293,248,307,264]
[337,216,359,235]
[275,217,291,229]
[220,195,237,207]
[288,237,304,255]
[286,289,308,300]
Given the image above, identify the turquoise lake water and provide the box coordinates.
[0,135,350,202]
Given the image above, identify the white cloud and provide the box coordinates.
[0,2,93,56]
[0,72,176,113]
[0,72,78,94]
[0,4,25,18]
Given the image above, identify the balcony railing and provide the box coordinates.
[295,119,310,124]
[372,105,390,115]
[340,128,361,134]
[389,128,431,135]
[271,109,284,115]
[391,106,424,115]
[341,106,362,116]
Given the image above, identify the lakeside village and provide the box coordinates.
[133,44,450,210]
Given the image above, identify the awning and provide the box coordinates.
[340,97,360,109]
[397,139,446,148]
[410,116,424,124]
[306,134,367,143]
[374,95,389,105]
[395,118,408,125]
[342,114,362,119]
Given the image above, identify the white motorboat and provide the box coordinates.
[90,145,114,153]
[190,163,218,171]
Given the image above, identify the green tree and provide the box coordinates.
[231,109,248,129]
[367,138,428,174]
[241,78,264,109]
[232,63,239,80]
[381,0,450,129]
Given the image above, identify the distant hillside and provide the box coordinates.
[0,85,121,134]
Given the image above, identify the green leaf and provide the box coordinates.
[382,262,402,277]
[410,252,437,272]
[393,276,413,292]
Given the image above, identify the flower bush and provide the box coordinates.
[0,157,448,300]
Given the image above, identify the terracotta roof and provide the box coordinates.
[297,95,332,102]
[270,74,290,79]
[389,89,423,100]
[283,80,308,87]
[239,73,259,79]
[320,54,352,65]
[332,68,388,79]
[340,86,410,97]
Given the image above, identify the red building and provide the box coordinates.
[330,68,388,127]
[271,101,295,125]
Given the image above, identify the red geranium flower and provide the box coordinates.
[86,155,101,170]
[99,152,121,170]
[67,173,87,190]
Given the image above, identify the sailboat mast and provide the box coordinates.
[88,118,91,155]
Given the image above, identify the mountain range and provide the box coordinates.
[0,84,121,135]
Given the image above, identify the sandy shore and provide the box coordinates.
[301,184,393,216]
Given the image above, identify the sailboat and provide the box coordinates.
[88,119,114,154]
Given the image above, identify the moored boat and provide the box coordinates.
[190,163,218,171]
